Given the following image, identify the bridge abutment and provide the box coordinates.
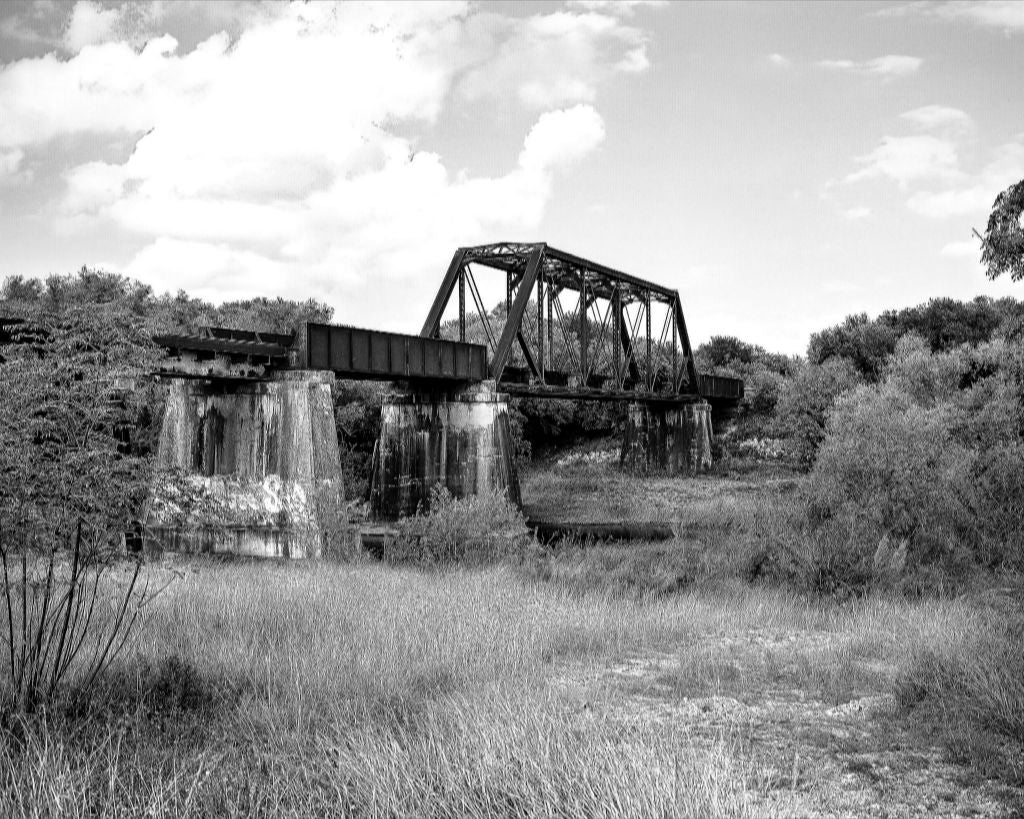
[370,383,521,520]
[146,371,344,558]
[619,400,713,475]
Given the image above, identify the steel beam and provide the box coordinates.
[420,247,468,338]
[489,245,544,380]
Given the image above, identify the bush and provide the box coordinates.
[802,337,1024,584]
[775,359,861,469]
[0,305,157,712]
[387,486,531,566]
[805,384,977,576]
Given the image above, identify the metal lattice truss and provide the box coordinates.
[420,243,702,401]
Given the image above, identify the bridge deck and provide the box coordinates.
[153,322,742,404]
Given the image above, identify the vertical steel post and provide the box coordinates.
[458,267,466,342]
[645,292,652,390]
[672,295,678,389]
[613,286,621,387]
[536,272,544,380]
[547,285,553,370]
[579,272,588,382]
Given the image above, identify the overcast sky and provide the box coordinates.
[1,0,1022,353]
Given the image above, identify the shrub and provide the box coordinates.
[775,359,861,469]
[387,486,531,566]
[0,305,157,712]
[804,385,977,577]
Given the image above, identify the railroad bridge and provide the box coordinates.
[149,243,743,557]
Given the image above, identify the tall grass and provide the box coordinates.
[2,558,1020,814]
[0,562,783,817]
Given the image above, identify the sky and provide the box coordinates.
[0,0,1022,354]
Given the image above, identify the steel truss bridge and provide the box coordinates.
[153,243,743,408]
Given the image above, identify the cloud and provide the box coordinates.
[879,2,1024,33]
[457,9,652,108]
[940,239,981,258]
[767,53,791,68]
[1,3,58,48]
[900,105,974,133]
[0,2,633,323]
[817,55,922,77]
[844,206,872,220]
[60,160,126,213]
[63,1,124,52]
[842,109,1024,222]
[0,148,23,176]
[845,135,960,187]
[566,1,668,16]
[907,135,1024,218]
[518,105,606,173]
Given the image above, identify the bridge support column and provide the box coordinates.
[370,383,521,520]
[620,401,713,475]
[146,371,344,558]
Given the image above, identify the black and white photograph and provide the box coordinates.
[1,0,1022,815]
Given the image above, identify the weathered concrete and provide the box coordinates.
[370,383,521,519]
[620,400,713,475]
[146,371,344,558]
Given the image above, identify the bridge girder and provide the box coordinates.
[420,242,709,403]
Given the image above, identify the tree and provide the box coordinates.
[775,359,861,469]
[981,178,1024,281]
[807,313,898,382]
[0,301,158,712]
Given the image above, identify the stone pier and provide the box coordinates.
[619,400,713,475]
[370,383,521,519]
[146,371,344,558]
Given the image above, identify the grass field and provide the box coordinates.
[1,462,1022,817]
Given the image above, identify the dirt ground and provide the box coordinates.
[522,458,1024,818]
[554,629,1024,818]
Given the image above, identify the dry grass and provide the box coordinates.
[2,460,1021,815]
[0,562,786,817]
[1,559,1021,816]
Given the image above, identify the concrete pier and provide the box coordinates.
[620,400,713,475]
[147,371,344,558]
[370,383,521,519]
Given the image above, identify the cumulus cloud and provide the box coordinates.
[907,136,1024,218]
[817,54,922,77]
[845,135,960,187]
[60,160,126,214]
[457,8,652,108]
[0,2,630,321]
[900,105,974,134]
[841,102,1024,225]
[518,105,606,173]
[63,1,124,52]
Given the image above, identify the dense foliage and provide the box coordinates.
[0,299,160,711]
[4,265,1024,588]
[982,178,1024,282]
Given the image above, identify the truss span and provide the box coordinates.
[420,242,741,404]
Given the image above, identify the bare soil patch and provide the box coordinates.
[553,627,1024,818]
